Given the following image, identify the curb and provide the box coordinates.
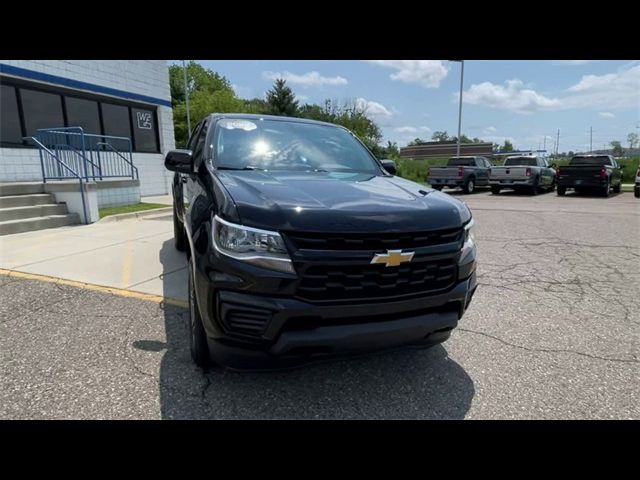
[98,206,172,223]
[0,268,188,308]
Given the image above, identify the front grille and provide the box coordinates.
[295,256,458,302]
[285,228,462,251]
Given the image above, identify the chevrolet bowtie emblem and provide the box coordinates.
[370,249,415,267]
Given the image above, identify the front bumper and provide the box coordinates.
[193,245,477,369]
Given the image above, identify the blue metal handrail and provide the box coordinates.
[96,142,139,180]
[35,127,136,182]
[24,136,89,225]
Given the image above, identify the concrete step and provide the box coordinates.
[0,204,69,222]
[0,182,45,196]
[0,213,80,236]
[0,193,56,208]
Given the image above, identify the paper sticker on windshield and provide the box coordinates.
[219,119,257,131]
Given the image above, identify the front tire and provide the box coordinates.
[188,258,211,369]
[601,180,610,197]
[491,185,501,195]
[173,203,186,252]
[635,186,640,198]
[557,186,566,196]
[612,182,621,193]
[463,177,475,194]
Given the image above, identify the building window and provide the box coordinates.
[101,103,133,152]
[19,88,65,137]
[131,107,159,153]
[0,85,23,145]
[65,97,101,135]
[0,76,161,153]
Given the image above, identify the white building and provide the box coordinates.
[0,60,175,196]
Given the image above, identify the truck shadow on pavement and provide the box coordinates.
[152,239,475,419]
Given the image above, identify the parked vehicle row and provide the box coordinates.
[635,167,640,198]
[557,155,623,197]
[427,154,629,198]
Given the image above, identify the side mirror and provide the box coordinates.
[550,163,557,170]
[381,159,397,175]
[165,150,193,174]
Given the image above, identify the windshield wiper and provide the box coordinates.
[217,165,263,171]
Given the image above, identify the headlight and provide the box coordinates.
[460,218,476,262]
[212,215,294,274]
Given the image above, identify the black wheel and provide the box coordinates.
[557,186,566,196]
[173,203,186,252]
[432,185,444,191]
[491,185,501,195]
[635,186,640,198]
[612,182,621,193]
[601,180,610,197]
[463,177,475,194]
[530,176,540,195]
[187,258,211,369]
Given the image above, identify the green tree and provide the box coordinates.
[431,131,450,142]
[383,141,400,159]
[610,140,624,157]
[408,138,426,146]
[169,61,233,108]
[265,79,299,117]
[627,132,639,150]
[501,139,515,152]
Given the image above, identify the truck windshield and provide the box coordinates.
[213,118,379,174]
[569,156,611,166]
[447,158,476,166]
[504,157,538,166]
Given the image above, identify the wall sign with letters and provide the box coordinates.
[136,111,152,130]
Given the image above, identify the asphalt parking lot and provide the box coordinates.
[1,189,638,419]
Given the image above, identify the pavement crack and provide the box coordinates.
[457,327,640,365]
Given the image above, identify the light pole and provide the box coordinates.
[449,60,465,158]
[182,60,192,138]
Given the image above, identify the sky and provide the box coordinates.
[183,60,640,153]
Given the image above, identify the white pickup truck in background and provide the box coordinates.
[489,155,557,195]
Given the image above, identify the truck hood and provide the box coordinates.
[216,170,470,233]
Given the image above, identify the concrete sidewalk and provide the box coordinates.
[0,214,187,301]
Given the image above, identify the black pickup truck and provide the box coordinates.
[165,114,478,370]
[557,155,623,197]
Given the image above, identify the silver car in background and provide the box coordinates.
[489,155,557,195]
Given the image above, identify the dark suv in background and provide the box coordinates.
[165,114,478,370]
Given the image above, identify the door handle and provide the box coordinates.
[181,176,188,183]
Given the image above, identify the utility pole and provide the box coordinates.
[590,126,593,153]
[543,136,546,153]
[448,60,465,158]
[556,129,560,155]
[182,60,192,138]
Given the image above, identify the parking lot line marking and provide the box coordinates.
[0,268,188,308]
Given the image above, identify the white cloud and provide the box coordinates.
[394,126,417,133]
[367,60,449,88]
[461,79,561,114]
[355,98,392,117]
[296,94,310,103]
[552,60,592,65]
[394,125,431,134]
[599,112,615,118]
[563,65,640,109]
[483,126,497,134]
[262,70,348,87]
